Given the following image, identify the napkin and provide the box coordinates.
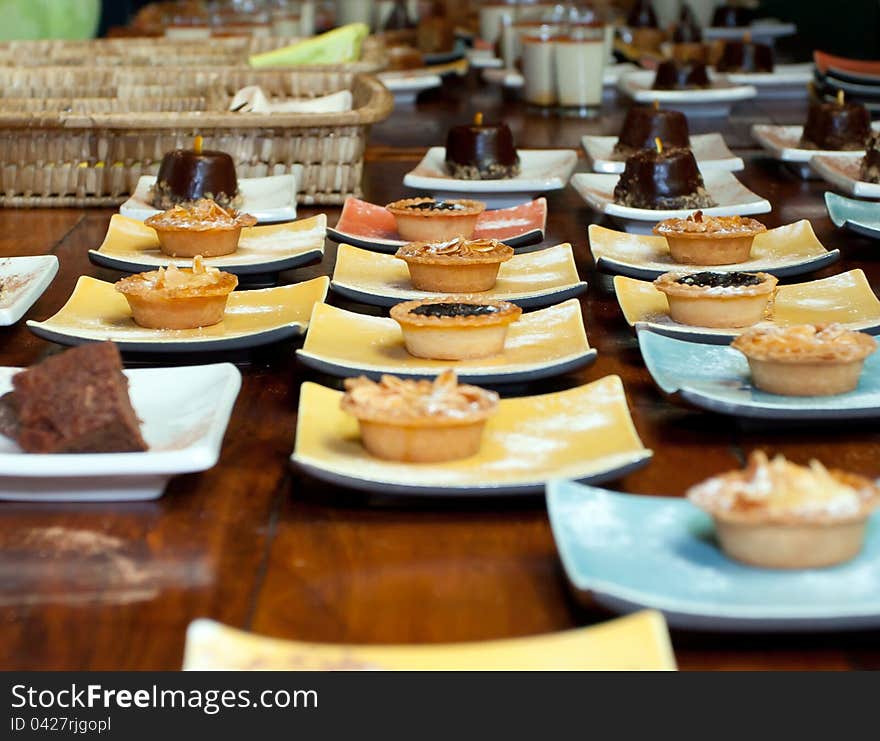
[229,87,353,114]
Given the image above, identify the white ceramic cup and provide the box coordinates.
[336,0,374,27]
[480,3,513,45]
[522,34,557,106]
[554,30,606,110]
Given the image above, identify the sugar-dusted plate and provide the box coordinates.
[331,242,587,309]
[27,276,329,353]
[0,256,59,326]
[571,170,771,235]
[582,133,743,174]
[617,70,757,117]
[0,363,240,501]
[826,191,880,239]
[296,300,596,384]
[614,269,880,343]
[120,172,300,224]
[750,123,875,179]
[89,214,326,276]
[183,611,676,670]
[403,148,578,209]
[638,328,880,420]
[812,154,880,198]
[327,197,546,252]
[588,220,839,280]
[292,375,652,497]
[547,479,880,632]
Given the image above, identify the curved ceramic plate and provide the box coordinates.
[638,328,880,419]
[547,479,880,632]
[750,123,877,179]
[331,242,587,309]
[328,197,546,252]
[826,191,880,239]
[27,275,329,353]
[0,255,59,326]
[588,221,839,280]
[614,270,880,343]
[703,21,797,43]
[0,363,240,501]
[183,611,675,670]
[89,214,326,276]
[378,72,442,103]
[120,173,300,224]
[812,154,880,198]
[617,70,756,117]
[296,300,596,384]
[571,170,771,234]
[815,50,880,81]
[292,376,652,497]
[582,133,743,174]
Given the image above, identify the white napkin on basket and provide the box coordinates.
[229,87,353,113]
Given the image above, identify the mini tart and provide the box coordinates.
[114,255,238,330]
[389,298,522,360]
[653,211,767,266]
[687,451,880,569]
[394,237,514,292]
[731,324,878,396]
[144,199,257,258]
[340,370,499,463]
[385,198,486,243]
[653,270,778,328]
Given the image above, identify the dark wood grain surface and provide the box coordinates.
[2,73,880,671]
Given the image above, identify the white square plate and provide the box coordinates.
[618,70,756,117]
[703,21,797,43]
[0,362,241,501]
[120,172,301,224]
[811,154,880,198]
[570,169,771,234]
[725,63,813,98]
[582,133,743,174]
[0,256,58,326]
[378,72,443,103]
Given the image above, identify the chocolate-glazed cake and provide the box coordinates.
[716,40,774,73]
[445,114,520,180]
[859,131,880,182]
[150,147,239,210]
[613,147,714,210]
[613,106,690,157]
[627,0,659,28]
[670,5,705,62]
[799,100,871,150]
[652,59,711,90]
[711,5,754,28]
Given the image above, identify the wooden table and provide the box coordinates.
[3,74,880,671]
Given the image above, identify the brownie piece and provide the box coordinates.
[9,342,147,454]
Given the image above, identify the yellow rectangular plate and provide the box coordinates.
[296,299,596,383]
[27,275,329,353]
[89,214,326,276]
[183,611,676,671]
[331,242,587,308]
[589,220,839,280]
[291,375,652,497]
[614,269,880,343]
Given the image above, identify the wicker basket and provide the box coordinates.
[0,68,393,207]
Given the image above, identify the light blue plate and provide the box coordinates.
[546,479,880,632]
[826,191,880,240]
[637,328,880,419]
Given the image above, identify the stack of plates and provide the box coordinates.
[813,51,880,113]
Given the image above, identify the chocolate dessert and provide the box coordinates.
[673,5,702,43]
[799,99,871,150]
[711,4,754,28]
[149,144,239,210]
[0,343,147,454]
[445,113,521,180]
[652,59,711,90]
[613,146,714,210]
[859,131,880,183]
[627,0,659,28]
[716,39,774,73]
[614,105,690,157]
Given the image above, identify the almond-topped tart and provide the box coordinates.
[653,271,777,328]
[389,298,522,360]
[394,237,514,292]
[731,324,878,396]
[340,370,499,463]
[144,198,257,258]
[385,198,486,243]
[688,451,880,569]
[114,255,238,330]
[653,211,767,266]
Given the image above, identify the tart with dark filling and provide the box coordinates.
[653,270,777,327]
[613,106,690,157]
[652,59,711,90]
[688,451,880,569]
[340,370,499,462]
[394,237,514,292]
[613,147,714,210]
[799,99,871,151]
[445,114,521,181]
[144,198,257,258]
[390,297,522,360]
[732,324,878,396]
[653,211,767,265]
[386,197,486,242]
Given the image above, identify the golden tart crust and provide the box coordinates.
[653,211,767,265]
[395,238,513,293]
[654,212,767,238]
[653,271,778,328]
[144,199,257,258]
[385,197,486,243]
